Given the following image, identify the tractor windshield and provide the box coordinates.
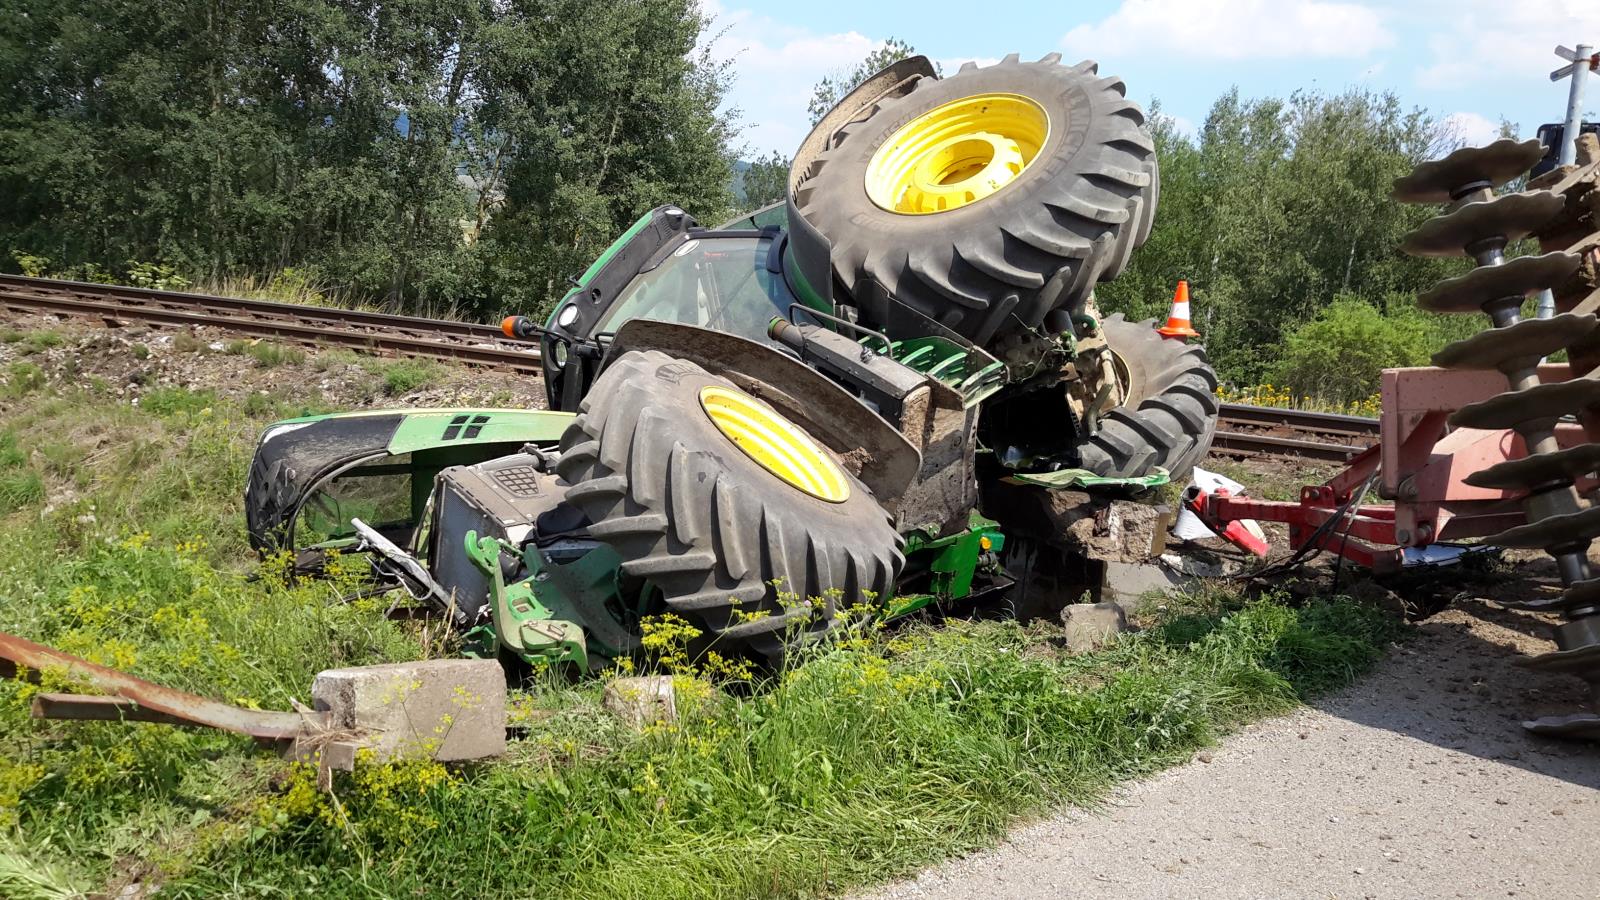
[596,235,798,346]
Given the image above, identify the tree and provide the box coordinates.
[471,0,736,318]
[807,38,918,125]
[741,151,790,209]
[0,0,737,318]
[1095,88,1471,385]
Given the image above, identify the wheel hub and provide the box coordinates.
[699,386,850,502]
[865,93,1049,215]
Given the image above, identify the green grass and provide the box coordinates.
[308,351,442,396]
[2,363,46,400]
[224,340,306,368]
[15,332,63,356]
[376,359,442,395]
[0,386,1404,898]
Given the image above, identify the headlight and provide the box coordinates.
[555,304,579,329]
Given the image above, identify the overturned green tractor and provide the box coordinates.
[245,53,1218,670]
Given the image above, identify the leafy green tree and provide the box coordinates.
[1097,88,1471,384]
[807,38,919,125]
[0,0,735,318]
[741,151,790,209]
[470,0,735,317]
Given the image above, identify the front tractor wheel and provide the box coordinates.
[1078,314,1219,480]
[554,350,903,662]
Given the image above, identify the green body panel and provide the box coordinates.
[886,513,1006,619]
[386,409,574,454]
[261,407,573,452]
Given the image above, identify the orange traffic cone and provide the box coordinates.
[1157,280,1200,341]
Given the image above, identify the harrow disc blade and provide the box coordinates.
[1523,712,1600,740]
[1498,595,1571,612]
[1484,505,1600,550]
[1431,313,1597,370]
[1392,139,1544,203]
[1400,191,1566,258]
[1449,376,1600,430]
[1465,444,1600,490]
[1516,642,1600,678]
[1563,578,1600,611]
[1417,252,1582,313]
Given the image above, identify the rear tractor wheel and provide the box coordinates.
[794,52,1159,346]
[554,351,904,662]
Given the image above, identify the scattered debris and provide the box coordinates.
[1,630,507,771]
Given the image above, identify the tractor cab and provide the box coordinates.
[535,204,828,412]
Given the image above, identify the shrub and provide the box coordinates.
[380,360,441,396]
[225,340,305,367]
[18,332,62,356]
[1269,295,1432,405]
[139,387,217,418]
[2,363,46,398]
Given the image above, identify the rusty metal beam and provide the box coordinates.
[30,694,195,728]
[0,630,315,740]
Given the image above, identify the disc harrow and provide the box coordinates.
[1397,135,1600,739]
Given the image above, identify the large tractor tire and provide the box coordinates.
[1078,315,1219,480]
[554,350,903,660]
[795,53,1157,346]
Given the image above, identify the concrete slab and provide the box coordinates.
[1060,601,1130,653]
[603,675,678,730]
[310,658,506,764]
[1102,558,1187,609]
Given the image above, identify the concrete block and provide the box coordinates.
[1060,601,1129,653]
[603,675,677,730]
[310,658,506,764]
[1064,500,1173,563]
[1102,558,1188,609]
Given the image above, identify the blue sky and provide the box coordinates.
[703,0,1600,157]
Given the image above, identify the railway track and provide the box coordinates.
[0,274,545,374]
[1,274,1378,461]
[1213,403,1377,462]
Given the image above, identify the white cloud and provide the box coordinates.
[701,1,881,156]
[1166,114,1199,138]
[1441,111,1502,146]
[1411,1,1600,91]
[1061,0,1393,61]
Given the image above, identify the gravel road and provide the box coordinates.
[867,598,1600,900]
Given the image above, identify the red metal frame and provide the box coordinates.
[1186,365,1594,573]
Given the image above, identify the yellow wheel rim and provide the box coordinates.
[699,386,850,503]
[865,93,1050,215]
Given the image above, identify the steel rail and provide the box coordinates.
[1,285,545,374]
[1210,429,1366,462]
[0,273,510,342]
[1217,402,1380,436]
